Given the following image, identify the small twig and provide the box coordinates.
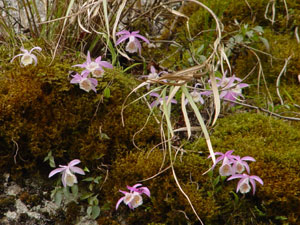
[224,99,300,121]
[276,55,292,105]
[12,138,19,164]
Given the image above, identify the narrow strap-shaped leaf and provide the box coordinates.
[181,85,215,164]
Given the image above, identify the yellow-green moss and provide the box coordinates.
[189,112,300,224]
[0,53,160,179]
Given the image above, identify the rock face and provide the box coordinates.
[0,0,47,33]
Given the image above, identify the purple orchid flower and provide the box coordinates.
[231,155,256,174]
[116,184,150,210]
[216,73,249,102]
[149,92,177,109]
[208,150,236,176]
[48,159,85,187]
[70,72,98,93]
[11,46,42,66]
[116,30,150,54]
[185,83,206,105]
[227,173,263,195]
[140,66,167,89]
[73,51,113,78]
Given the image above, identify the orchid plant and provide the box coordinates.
[208,150,263,195]
[11,46,42,66]
[48,159,85,187]
[216,74,249,102]
[116,184,150,210]
[116,30,150,54]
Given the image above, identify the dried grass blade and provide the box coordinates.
[181,92,191,139]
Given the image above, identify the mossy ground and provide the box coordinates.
[1,0,300,224]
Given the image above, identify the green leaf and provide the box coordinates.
[55,190,63,206]
[259,37,270,51]
[80,192,94,200]
[123,63,142,73]
[71,185,78,197]
[212,175,220,186]
[87,206,92,216]
[103,87,110,98]
[91,206,100,219]
[82,177,94,182]
[49,157,56,168]
[253,26,264,34]
[100,133,110,140]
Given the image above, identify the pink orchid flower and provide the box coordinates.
[227,173,263,195]
[208,150,236,176]
[231,155,256,174]
[116,30,150,54]
[48,159,85,187]
[11,46,42,66]
[216,73,249,102]
[116,184,150,210]
[73,51,113,78]
[70,72,98,93]
[149,92,177,108]
[140,66,167,89]
[185,83,207,105]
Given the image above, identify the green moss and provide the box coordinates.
[0,52,160,179]
[189,112,300,223]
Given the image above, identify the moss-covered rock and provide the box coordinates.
[100,112,300,224]
[0,53,160,179]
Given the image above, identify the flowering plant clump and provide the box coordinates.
[216,73,249,102]
[70,72,98,93]
[208,150,263,195]
[48,159,85,187]
[116,30,150,54]
[11,46,42,66]
[116,184,150,210]
[72,51,113,78]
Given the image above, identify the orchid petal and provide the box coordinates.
[70,166,85,175]
[250,175,264,185]
[29,46,42,53]
[241,156,255,161]
[249,178,256,195]
[116,35,130,45]
[134,34,150,44]
[116,30,130,36]
[31,54,38,66]
[68,159,81,167]
[10,54,23,63]
[98,61,113,69]
[116,197,124,210]
[48,167,65,178]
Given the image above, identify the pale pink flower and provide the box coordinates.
[70,72,98,93]
[11,46,42,66]
[231,155,256,174]
[116,184,150,210]
[73,51,113,78]
[116,30,150,54]
[49,159,85,187]
[227,173,263,195]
